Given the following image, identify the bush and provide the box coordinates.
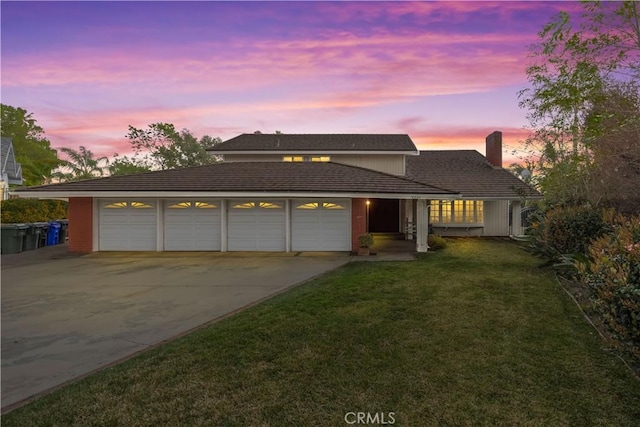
[578,214,640,362]
[358,233,374,248]
[525,206,608,263]
[0,198,68,223]
[427,234,447,251]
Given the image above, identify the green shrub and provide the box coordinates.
[358,233,374,248]
[0,198,68,223]
[525,206,608,263]
[427,234,447,250]
[578,214,640,362]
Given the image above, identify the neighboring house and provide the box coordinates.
[1,137,23,200]
[15,131,540,253]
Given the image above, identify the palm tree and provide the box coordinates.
[55,146,107,182]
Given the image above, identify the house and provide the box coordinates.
[1,137,23,200]
[14,131,540,253]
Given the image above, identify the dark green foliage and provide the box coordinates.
[1,104,62,186]
[0,198,68,223]
[578,213,640,362]
[525,206,608,263]
[427,234,447,250]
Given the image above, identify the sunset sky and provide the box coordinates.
[1,1,583,165]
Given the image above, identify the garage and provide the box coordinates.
[99,200,157,251]
[292,199,351,251]
[228,200,286,251]
[164,200,221,251]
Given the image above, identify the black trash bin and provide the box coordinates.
[57,219,69,244]
[47,221,61,246]
[1,223,29,254]
[33,222,49,248]
[23,223,41,251]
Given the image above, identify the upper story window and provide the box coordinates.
[283,155,330,162]
[283,156,304,162]
[430,200,483,224]
[310,156,331,162]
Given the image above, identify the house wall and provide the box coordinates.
[482,200,510,236]
[68,197,93,253]
[331,155,405,175]
[351,198,367,252]
[221,153,406,175]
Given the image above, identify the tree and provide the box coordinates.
[518,1,640,207]
[55,146,107,182]
[0,104,62,186]
[126,123,221,170]
[107,154,152,176]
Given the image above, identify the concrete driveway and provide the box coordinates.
[1,245,350,410]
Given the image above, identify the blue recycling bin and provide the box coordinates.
[47,221,61,246]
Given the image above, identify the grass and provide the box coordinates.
[4,239,640,426]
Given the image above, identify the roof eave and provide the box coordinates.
[13,190,459,200]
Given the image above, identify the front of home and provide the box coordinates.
[15,131,540,253]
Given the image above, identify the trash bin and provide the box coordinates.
[47,221,61,246]
[1,223,29,254]
[34,222,49,248]
[23,223,41,251]
[57,219,69,244]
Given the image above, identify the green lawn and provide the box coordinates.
[4,239,640,426]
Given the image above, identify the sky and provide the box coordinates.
[1,1,584,166]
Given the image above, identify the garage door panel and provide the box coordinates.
[292,199,350,251]
[228,200,285,251]
[99,200,157,251]
[164,200,221,251]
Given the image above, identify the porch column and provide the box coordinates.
[511,200,523,236]
[416,199,429,252]
[405,199,414,240]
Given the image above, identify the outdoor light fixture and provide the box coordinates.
[365,200,371,232]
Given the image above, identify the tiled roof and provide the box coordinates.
[407,150,541,199]
[210,134,418,152]
[21,161,455,195]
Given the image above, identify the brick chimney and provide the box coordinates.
[485,131,503,168]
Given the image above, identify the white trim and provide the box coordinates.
[221,199,228,252]
[156,198,163,251]
[209,150,420,156]
[92,198,99,252]
[285,199,291,252]
[16,191,458,200]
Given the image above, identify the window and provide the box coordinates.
[322,202,345,209]
[283,156,304,162]
[168,202,191,209]
[311,156,331,162]
[233,202,255,209]
[429,200,483,224]
[297,202,320,209]
[259,202,282,209]
[104,202,128,209]
[104,201,152,209]
[194,202,217,209]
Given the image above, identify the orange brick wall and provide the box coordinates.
[351,198,367,252]
[68,197,93,253]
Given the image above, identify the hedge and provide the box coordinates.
[0,199,68,223]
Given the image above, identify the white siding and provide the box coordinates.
[331,154,405,175]
[221,153,406,175]
[483,200,510,236]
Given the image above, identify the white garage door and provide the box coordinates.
[292,199,351,251]
[164,200,221,251]
[99,200,157,251]
[228,200,285,251]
